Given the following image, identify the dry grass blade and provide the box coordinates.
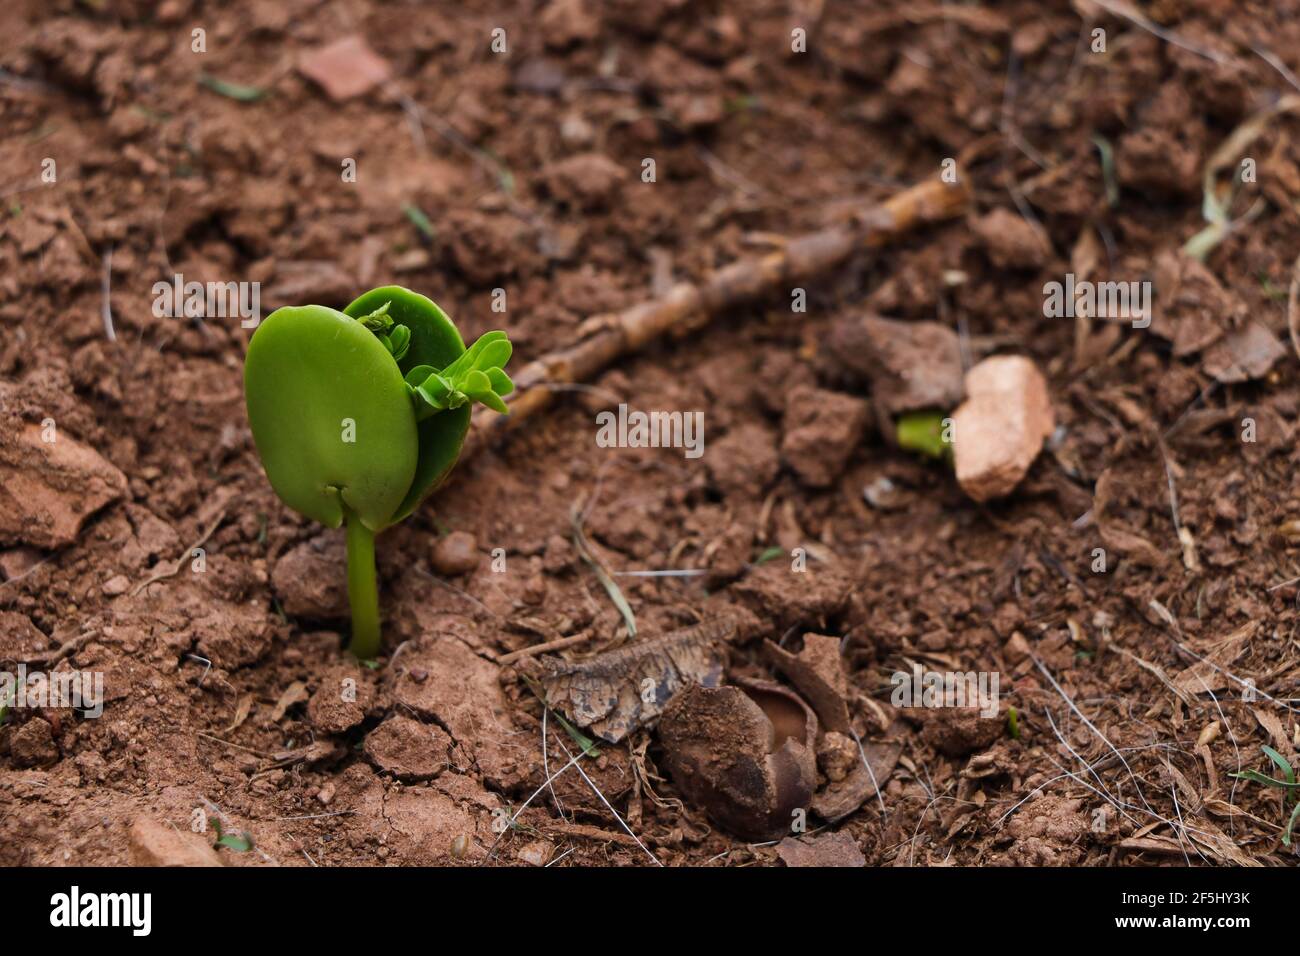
[570,506,637,638]
[1288,251,1300,361]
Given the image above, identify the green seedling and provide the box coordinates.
[1230,745,1300,846]
[896,409,953,461]
[210,818,254,853]
[244,286,513,659]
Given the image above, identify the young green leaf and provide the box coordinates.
[210,818,254,852]
[356,300,394,332]
[1285,801,1300,847]
[486,366,513,396]
[387,325,411,362]
[461,369,508,414]
[1262,744,1295,784]
[897,409,952,461]
[198,73,266,102]
[415,373,455,413]
[1230,768,1300,789]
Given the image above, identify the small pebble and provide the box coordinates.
[102,574,130,596]
[430,531,480,576]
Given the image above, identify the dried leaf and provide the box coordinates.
[223,694,254,733]
[1171,623,1254,694]
[763,634,851,733]
[1252,709,1294,762]
[1175,621,1253,697]
[270,680,309,722]
[1201,322,1286,384]
[527,618,733,743]
[811,726,903,823]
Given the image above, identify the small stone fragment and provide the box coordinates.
[516,840,554,866]
[129,818,223,867]
[0,424,127,550]
[776,830,866,867]
[430,531,480,576]
[971,208,1049,270]
[102,574,130,596]
[951,355,1054,502]
[1003,631,1032,665]
[297,36,391,102]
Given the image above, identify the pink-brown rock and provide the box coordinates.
[0,424,127,549]
[297,36,391,101]
[951,355,1054,502]
[129,818,223,867]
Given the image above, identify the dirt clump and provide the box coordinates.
[0,423,127,550]
[307,662,376,735]
[364,715,456,781]
[272,534,348,620]
[827,314,964,419]
[780,386,871,488]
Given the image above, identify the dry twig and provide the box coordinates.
[463,177,969,460]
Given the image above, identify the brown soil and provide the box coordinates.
[3,0,1300,867]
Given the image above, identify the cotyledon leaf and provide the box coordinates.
[343,286,471,523]
[244,304,418,531]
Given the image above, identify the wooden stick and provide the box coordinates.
[497,632,594,665]
[463,177,970,460]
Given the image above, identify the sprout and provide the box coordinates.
[244,286,512,658]
[896,409,952,461]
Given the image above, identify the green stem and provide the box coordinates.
[345,512,381,659]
